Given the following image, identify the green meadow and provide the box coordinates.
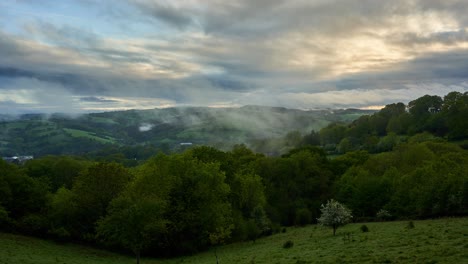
[1,218,467,264]
[63,128,116,144]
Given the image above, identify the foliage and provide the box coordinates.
[107,153,235,256]
[282,240,294,249]
[257,147,332,226]
[0,205,12,230]
[97,193,168,264]
[376,209,392,221]
[69,162,133,238]
[0,159,49,231]
[24,156,91,191]
[360,225,369,232]
[311,92,467,154]
[317,199,352,236]
[295,208,312,226]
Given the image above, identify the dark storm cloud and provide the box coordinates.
[401,50,468,80]
[0,66,108,95]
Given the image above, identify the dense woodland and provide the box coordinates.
[0,92,467,260]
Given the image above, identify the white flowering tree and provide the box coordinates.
[317,199,352,236]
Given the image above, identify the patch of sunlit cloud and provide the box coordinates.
[78,96,177,112]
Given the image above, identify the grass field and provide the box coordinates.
[1,218,467,264]
[63,128,116,144]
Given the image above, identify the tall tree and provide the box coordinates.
[71,162,132,237]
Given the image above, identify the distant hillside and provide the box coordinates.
[0,106,374,157]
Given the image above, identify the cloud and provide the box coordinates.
[131,0,193,29]
[1,0,468,113]
[79,96,118,103]
[138,123,154,132]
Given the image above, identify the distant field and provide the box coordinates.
[1,218,467,264]
[63,128,116,144]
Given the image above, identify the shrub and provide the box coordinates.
[376,209,392,221]
[48,227,71,242]
[360,225,369,232]
[342,232,355,243]
[18,214,48,236]
[271,223,282,234]
[283,240,294,249]
[245,219,260,242]
[407,221,415,229]
[0,206,13,231]
[295,208,312,226]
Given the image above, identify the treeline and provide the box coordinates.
[303,91,468,154]
[0,92,467,259]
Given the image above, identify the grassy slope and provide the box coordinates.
[63,128,116,144]
[1,218,467,264]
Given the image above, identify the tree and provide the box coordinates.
[71,162,133,237]
[302,130,321,146]
[25,156,91,191]
[317,199,352,235]
[97,155,173,264]
[0,159,49,223]
[97,193,167,264]
[162,153,233,255]
[407,95,443,133]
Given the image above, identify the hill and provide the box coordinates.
[0,106,373,157]
[1,218,467,264]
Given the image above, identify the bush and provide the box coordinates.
[283,240,294,249]
[376,209,392,221]
[271,223,282,234]
[360,225,369,232]
[18,214,48,236]
[48,227,71,242]
[406,221,415,229]
[295,208,312,226]
[0,206,13,230]
[246,219,261,242]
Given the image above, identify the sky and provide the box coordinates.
[1,0,468,114]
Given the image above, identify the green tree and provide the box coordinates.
[407,95,443,133]
[0,160,48,222]
[302,130,321,146]
[442,91,468,139]
[71,162,132,237]
[335,167,393,218]
[258,148,332,226]
[48,187,76,239]
[164,154,232,254]
[130,153,233,255]
[320,123,347,145]
[97,193,167,264]
[97,154,175,263]
[25,156,90,191]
